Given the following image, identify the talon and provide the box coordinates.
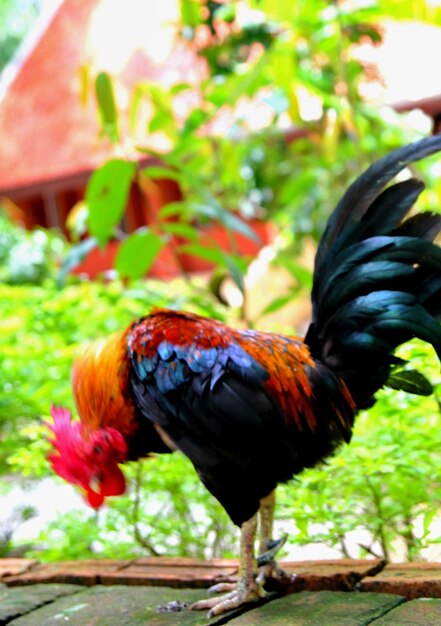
[256,533,288,567]
[192,583,266,617]
[191,594,231,611]
[255,531,288,588]
[207,587,265,617]
[256,564,271,587]
[191,586,266,616]
[207,582,236,594]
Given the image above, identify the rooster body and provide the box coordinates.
[49,136,441,616]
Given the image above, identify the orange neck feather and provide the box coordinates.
[72,329,138,440]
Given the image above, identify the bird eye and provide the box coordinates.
[93,445,102,455]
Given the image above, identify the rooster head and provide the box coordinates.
[47,406,128,508]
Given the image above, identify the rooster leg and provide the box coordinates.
[190,513,266,617]
[258,490,275,555]
[205,492,281,597]
[256,490,275,586]
[256,491,287,586]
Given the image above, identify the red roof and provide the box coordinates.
[0,0,202,193]
[2,5,441,197]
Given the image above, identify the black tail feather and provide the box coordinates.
[315,135,441,273]
[362,179,425,237]
[305,136,441,409]
[393,212,441,241]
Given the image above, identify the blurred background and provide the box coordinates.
[1,0,441,565]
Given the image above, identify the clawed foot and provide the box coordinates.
[191,534,288,617]
[191,581,266,617]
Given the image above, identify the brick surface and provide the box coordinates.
[0,561,38,581]
[227,591,405,626]
[5,558,441,624]
[101,556,239,588]
[360,562,441,599]
[268,559,384,594]
[371,597,441,625]
[3,558,384,593]
[3,559,131,587]
[5,585,212,626]
[0,583,81,625]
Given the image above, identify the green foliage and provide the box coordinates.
[279,341,441,561]
[1,278,235,559]
[28,454,236,562]
[126,455,235,559]
[3,0,441,563]
[0,277,226,468]
[0,210,65,284]
[4,278,440,562]
[0,498,36,557]
[0,0,39,73]
[70,0,441,296]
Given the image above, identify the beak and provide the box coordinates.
[84,475,105,509]
[89,475,101,493]
[82,466,126,509]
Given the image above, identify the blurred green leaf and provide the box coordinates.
[181,0,201,28]
[178,243,226,266]
[145,84,178,140]
[387,368,434,396]
[129,83,144,134]
[86,159,136,247]
[216,3,236,23]
[221,212,262,243]
[149,109,174,135]
[262,294,293,316]
[281,259,313,290]
[115,229,163,280]
[142,166,182,183]
[224,255,245,294]
[170,82,192,96]
[182,108,210,137]
[95,72,119,142]
[187,200,262,243]
[161,222,199,240]
[158,201,189,219]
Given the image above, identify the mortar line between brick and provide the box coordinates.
[114,559,138,572]
[3,587,85,626]
[367,596,408,624]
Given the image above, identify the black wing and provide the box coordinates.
[128,332,297,525]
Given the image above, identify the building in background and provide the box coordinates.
[1,1,441,276]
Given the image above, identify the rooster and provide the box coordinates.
[49,136,441,616]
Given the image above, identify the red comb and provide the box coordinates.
[48,405,90,486]
[47,405,127,507]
